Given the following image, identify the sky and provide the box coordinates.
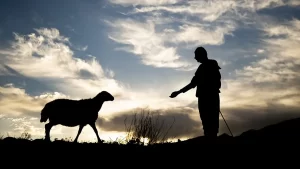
[0,0,300,142]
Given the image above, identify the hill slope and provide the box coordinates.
[175,116,300,144]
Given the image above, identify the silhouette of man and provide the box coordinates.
[170,46,221,141]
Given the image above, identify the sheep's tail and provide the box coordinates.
[40,106,49,123]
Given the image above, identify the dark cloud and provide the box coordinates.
[220,103,300,136]
[0,84,64,120]
[97,107,202,139]
[78,69,98,79]
[97,101,300,140]
[0,65,53,96]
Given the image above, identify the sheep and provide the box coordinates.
[40,91,114,143]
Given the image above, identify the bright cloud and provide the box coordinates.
[105,0,300,70]
[0,83,67,118]
[106,19,194,69]
[108,0,183,6]
[0,28,126,99]
[170,23,236,46]
[132,0,300,18]
[220,18,300,128]
[105,18,235,70]
[132,1,237,22]
[236,19,300,84]
[0,27,193,114]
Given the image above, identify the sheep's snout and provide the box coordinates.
[106,94,114,101]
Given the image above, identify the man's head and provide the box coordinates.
[194,46,208,63]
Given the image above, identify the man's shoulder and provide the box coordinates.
[196,59,221,74]
[207,59,219,64]
[206,59,221,69]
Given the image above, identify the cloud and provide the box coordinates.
[108,0,182,6]
[132,1,238,22]
[105,19,194,70]
[0,83,68,118]
[131,0,300,19]
[105,1,246,70]
[76,45,88,51]
[216,18,300,135]
[105,0,300,70]
[0,28,126,99]
[220,102,300,136]
[257,49,265,53]
[235,18,300,85]
[169,22,236,46]
[97,106,202,139]
[105,17,235,70]
[0,65,16,76]
[0,27,157,119]
[97,99,300,138]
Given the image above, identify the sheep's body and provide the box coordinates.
[41,99,101,126]
[40,91,114,143]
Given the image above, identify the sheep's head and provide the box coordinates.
[95,91,114,101]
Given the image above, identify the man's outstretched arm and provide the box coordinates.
[170,76,197,98]
[179,76,197,93]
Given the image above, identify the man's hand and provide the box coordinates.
[169,91,181,98]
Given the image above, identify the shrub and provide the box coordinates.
[124,108,175,145]
[20,131,32,140]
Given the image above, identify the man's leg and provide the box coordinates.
[206,93,220,139]
[198,97,209,137]
[205,111,219,139]
[198,93,220,142]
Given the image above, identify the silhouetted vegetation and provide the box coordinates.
[124,108,175,145]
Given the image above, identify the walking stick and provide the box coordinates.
[220,110,233,137]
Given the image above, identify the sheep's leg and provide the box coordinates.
[89,123,102,143]
[74,125,84,143]
[45,123,53,141]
